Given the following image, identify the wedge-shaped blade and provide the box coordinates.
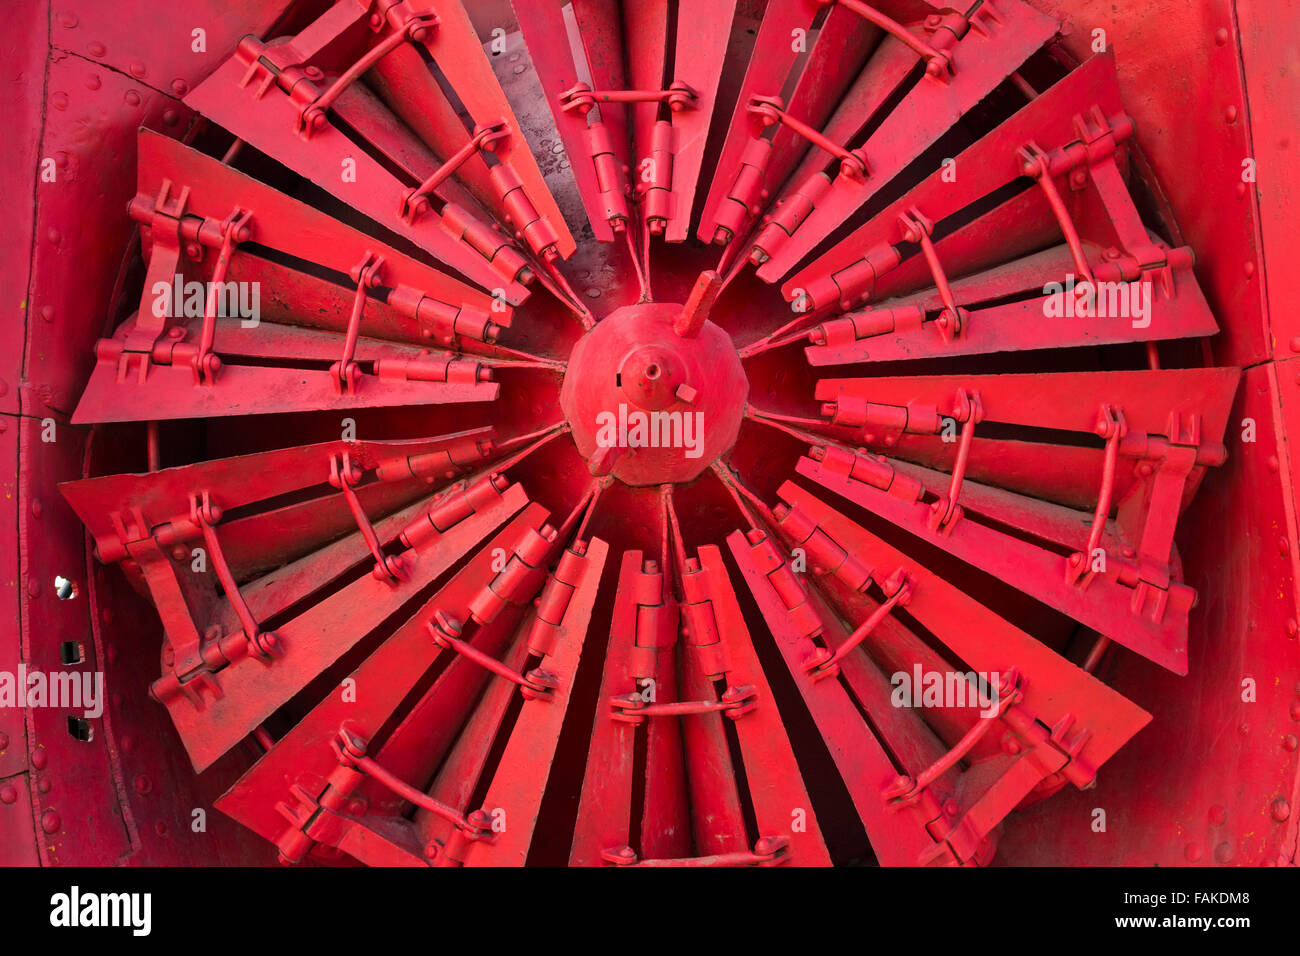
[457,539,609,864]
[184,1,567,295]
[754,0,1058,279]
[216,502,547,850]
[805,243,1218,366]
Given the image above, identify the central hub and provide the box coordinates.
[560,301,748,486]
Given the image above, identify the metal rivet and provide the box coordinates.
[41,810,61,834]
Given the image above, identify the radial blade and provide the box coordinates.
[677,619,752,859]
[162,317,481,366]
[797,446,1199,671]
[459,538,610,864]
[213,453,505,582]
[755,0,1059,279]
[775,51,1121,303]
[697,0,878,246]
[813,368,1238,510]
[215,501,547,851]
[778,482,1151,756]
[725,527,937,865]
[171,484,532,771]
[374,1,574,259]
[394,517,575,861]
[806,244,1219,365]
[73,320,498,424]
[218,255,517,361]
[512,0,633,242]
[413,623,534,864]
[133,129,508,342]
[214,485,466,631]
[659,0,736,240]
[778,50,1209,357]
[59,432,493,564]
[570,550,689,864]
[183,4,534,296]
[817,367,1238,446]
[885,457,1128,557]
[774,483,1152,861]
[684,545,833,864]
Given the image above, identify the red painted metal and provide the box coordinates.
[3,0,1298,872]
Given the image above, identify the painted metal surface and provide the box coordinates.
[0,0,1297,868]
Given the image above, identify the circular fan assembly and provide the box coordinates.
[3,0,1296,870]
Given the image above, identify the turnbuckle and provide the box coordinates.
[189,490,280,662]
[746,95,869,181]
[149,490,281,710]
[610,684,758,724]
[332,252,385,394]
[1019,141,1095,286]
[332,723,492,842]
[559,80,698,114]
[297,10,439,136]
[428,611,558,700]
[883,668,1023,807]
[928,388,982,534]
[820,0,963,78]
[399,121,510,222]
[1067,405,1126,586]
[328,451,409,583]
[898,207,966,342]
[601,836,789,866]
[193,206,253,385]
[804,568,913,680]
